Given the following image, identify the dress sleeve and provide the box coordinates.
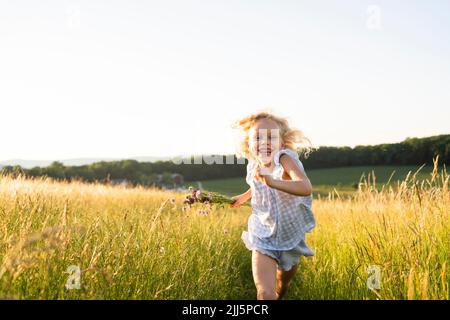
[274,149,313,208]
[273,149,305,173]
[245,159,257,186]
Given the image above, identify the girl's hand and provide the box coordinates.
[230,195,247,208]
[254,166,275,187]
[230,188,252,208]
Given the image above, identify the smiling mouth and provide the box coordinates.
[258,148,272,156]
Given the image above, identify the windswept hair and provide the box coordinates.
[231,111,313,160]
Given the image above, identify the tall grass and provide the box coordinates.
[0,159,448,299]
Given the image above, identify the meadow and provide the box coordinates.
[199,165,439,197]
[0,162,448,300]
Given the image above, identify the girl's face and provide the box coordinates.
[248,118,284,166]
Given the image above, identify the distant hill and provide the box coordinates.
[302,134,449,169]
[0,156,174,169]
[1,134,448,185]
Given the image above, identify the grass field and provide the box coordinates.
[197,165,439,197]
[0,163,448,300]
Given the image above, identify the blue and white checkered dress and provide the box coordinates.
[241,148,316,254]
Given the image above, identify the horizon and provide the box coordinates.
[1,133,446,164]
[1,1,449,160]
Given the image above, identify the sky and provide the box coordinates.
[1,0,449,160]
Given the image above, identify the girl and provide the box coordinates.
[230,111,316,300]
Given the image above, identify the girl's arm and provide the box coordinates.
[255,155,312,197]
[230,188,252,207]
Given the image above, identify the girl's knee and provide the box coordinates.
[256,288,277,300]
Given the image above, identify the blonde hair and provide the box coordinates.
[232,111,313,160]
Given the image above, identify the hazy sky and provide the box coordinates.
[1,0,449,160]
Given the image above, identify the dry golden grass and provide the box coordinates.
[0,159,448,299]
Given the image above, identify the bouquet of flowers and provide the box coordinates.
[183,187,249,212]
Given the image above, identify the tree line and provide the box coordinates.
[1,134,448,187]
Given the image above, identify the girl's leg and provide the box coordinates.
[251,250,278,300]
[276,264,299,300]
